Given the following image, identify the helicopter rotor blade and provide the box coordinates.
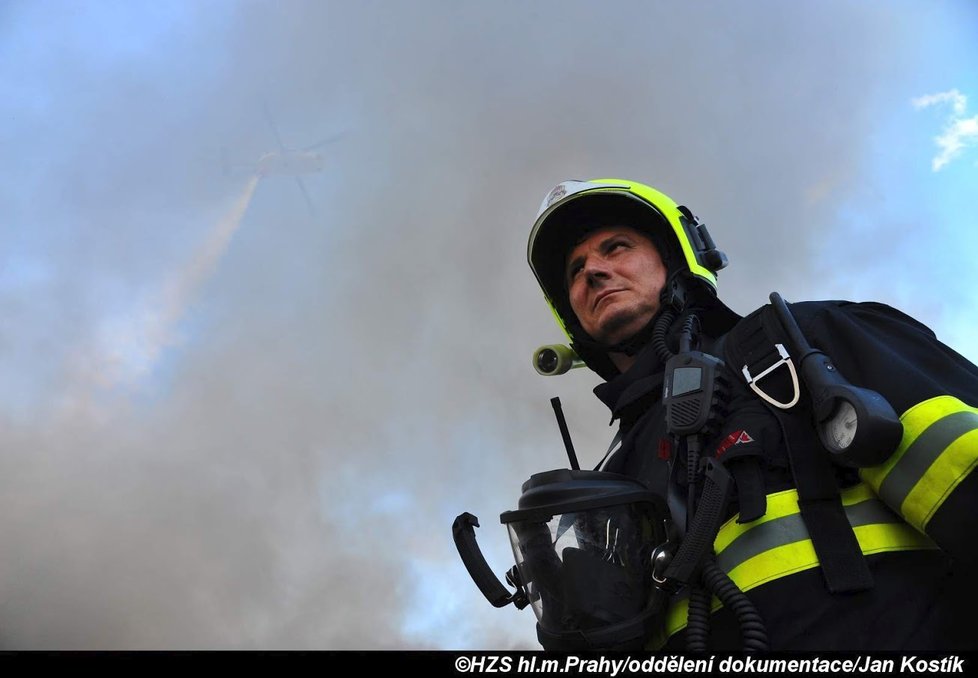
[295,177,316,215]
[262,101,288,152]
[302,131,346,152]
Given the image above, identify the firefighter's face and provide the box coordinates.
[565,226,667,347]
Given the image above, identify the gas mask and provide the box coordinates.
[454,468,673,651]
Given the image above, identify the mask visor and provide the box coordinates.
[505,502,663,635]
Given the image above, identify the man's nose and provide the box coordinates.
[584,258,611,286]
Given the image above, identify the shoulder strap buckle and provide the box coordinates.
[741,343,800,409]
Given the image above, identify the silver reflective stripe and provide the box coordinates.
[876,410,978,511]
[716,499,902,573]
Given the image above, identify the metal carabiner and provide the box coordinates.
[741,343,800,409]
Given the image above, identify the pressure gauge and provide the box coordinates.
[825,400,858,451]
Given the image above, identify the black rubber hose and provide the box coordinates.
[701,559,769,651]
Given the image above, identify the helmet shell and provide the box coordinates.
[527,178,721,342]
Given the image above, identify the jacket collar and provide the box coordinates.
[592,300,742,422]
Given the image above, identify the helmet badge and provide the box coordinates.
[544,184,567,208]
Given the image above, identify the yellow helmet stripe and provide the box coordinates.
[588,179,719,288]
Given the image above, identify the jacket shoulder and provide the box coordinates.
[789,299,937,340]
[784,299,978,413]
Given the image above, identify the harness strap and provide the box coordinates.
[778,408,873,592]
[723,303,872,593]
[727,457,766,523]
[709,333,768,524]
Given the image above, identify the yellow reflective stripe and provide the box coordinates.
[663,521,935,639]
[724,522,935,592]
[903,427,978,529]
[860,395,978,532]
[659,487,937,642]
[714,484,876,554]
[860,396,955,493]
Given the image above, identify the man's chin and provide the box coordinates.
[589,305,661,347]
[593,319,647,348]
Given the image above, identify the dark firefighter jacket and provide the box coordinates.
[595,299,978,651]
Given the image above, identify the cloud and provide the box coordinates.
[912,89,978,170]
[912,90,966,115]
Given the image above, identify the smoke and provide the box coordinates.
[61,176,260,414]
[0,0,975,649]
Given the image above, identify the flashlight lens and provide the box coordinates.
[538,349,558,373]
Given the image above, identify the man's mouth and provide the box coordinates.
[594,289,625,309]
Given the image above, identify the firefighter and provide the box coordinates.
[527,178,978,650]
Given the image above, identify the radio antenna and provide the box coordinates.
[550,397,580,470]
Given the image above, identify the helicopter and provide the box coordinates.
[223,103,343,212]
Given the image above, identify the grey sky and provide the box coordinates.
[0,1,975,649]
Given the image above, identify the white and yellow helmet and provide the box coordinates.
[527,178,728,374]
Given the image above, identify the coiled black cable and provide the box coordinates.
[678,313,699,354]
[652,308,679,363]
[685,583,712,651]
[700,559,769,651]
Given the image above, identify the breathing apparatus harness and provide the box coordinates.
[717,293,903,596]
